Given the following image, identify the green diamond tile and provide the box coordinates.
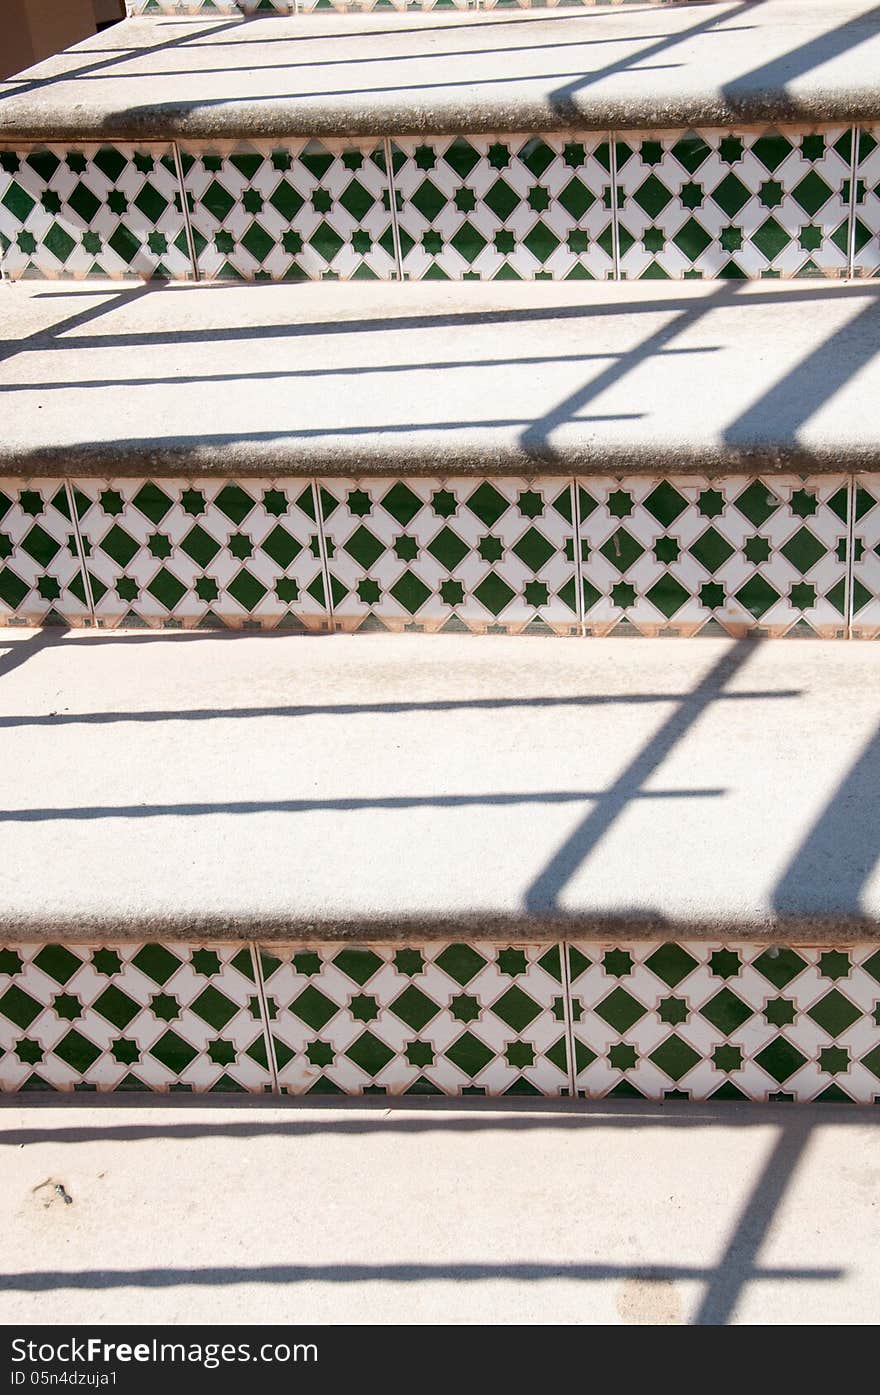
[492,985,542,1032]
[381,482,422,527]
[0,984,42,1030]
[333,949,383,985]
[151,1029,198,1074]
[147,567,187,612]
[227,568,267,612]
[512,527,554,572]
[428,526,469,571]
[291,985,338,1031]
[191,985,238,1031]
[600,528,644,573]
[132,943,182,985]
[390,570,431,615]
[33,945,82,985]
[649,1033,701,1081]
[595,987,646,1033]
[93,984,140,1031]
[390,986,439,1032]
[808,989,862,1039]
[753,948,807,988]
[690,526,735,574]
[445,1031,495,1078]
[473,572,515,616]
[132,483,173,525]
[345,525,385,570]
[780,527,826,575]
[435,944,487,986]
[345,1030,395,1077]
[701,987,753,1035]
[54,1029,101,1074]
[755,1037,807,1083]
[736,573,780,619]
[645,943,699,987]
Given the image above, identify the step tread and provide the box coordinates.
[0,629,877,940]
[1,1,879,140]
[1,278,879,476]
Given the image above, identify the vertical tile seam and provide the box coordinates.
[383,136,405,282]
[64,479,97,625]
[846,123,860,279]
[311,478,336,631]
[845,473,856,638]
[570,477,586,635]
[559,940,578,1097]
[608,130,621,281]
[251,941,281,1093]
[172,141,201,283]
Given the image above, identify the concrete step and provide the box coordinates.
[2,278,880,636]
[2,1096,877,1324]
[3,277,879,476]
[3,2,879,140]
[1,628,880,1100]
[1,3,879,283]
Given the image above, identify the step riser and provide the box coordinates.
[2,127,878,283]
[2,939,878,1102]
[124,1,690,13]
[1,474,878,636]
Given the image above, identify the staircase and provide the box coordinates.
[0,0,879,1103]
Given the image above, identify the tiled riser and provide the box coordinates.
[123,2,701,15]
[2,128,879,282]
[4,941,880,1102]
[5,474,880,637]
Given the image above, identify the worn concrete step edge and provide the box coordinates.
[1,279,879,477]
[0,630,878,941]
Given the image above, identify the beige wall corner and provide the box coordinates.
[2,0,101,80]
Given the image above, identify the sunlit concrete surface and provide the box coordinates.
[2,280,880,477]
[1,1,879,138]
[1,1097,878,1324]
[1,629,880,939]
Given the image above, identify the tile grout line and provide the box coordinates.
[63,479,97,625]
[559,940,578,1098]
[250,942,281,1094]
[608,130,621,282]
[383,137,405,283]
[570,477,586,637]
[846,124,860,280]
[845,474,857,639]
[172,141,201,283]
[311,477,337,633]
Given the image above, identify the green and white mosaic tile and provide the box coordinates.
[75,478,330,629]
[181,139,396,281]
[257,943,571,1096]
[4,939,880,1100]
[852,126,880,277]
[567,942,880,1103]
[318,477,580,634]
[615,128,853,279]
[0,145,192,281]
[0,944,273,1093]
[297,0,471,11]
[0,481,91,627]
[125,2,295,13]
[576,475,850,637]
[849,476,880,639]
[390,135,615,280]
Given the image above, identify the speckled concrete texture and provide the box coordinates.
[1,1097,878,1324]
[1,2,879,139]
[2,279,880,477]
[1,628,880,940]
